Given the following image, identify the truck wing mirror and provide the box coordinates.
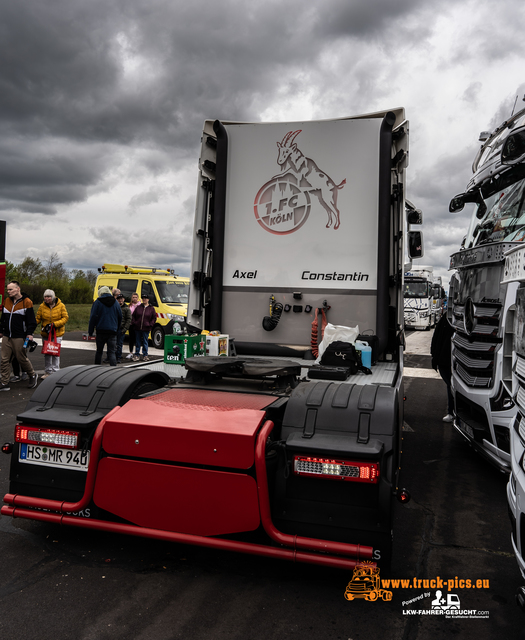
[407,231,424,259]
[450,189,486,218]
[407,208,423,225]
[449,195,465,213]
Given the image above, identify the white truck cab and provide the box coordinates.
[404,265,437,330]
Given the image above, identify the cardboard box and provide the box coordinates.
[164,334,206,364]
[206,334,229,356]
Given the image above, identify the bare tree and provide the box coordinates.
[16,257,45,284]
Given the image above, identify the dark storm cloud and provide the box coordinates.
[1,0,305,147]
[0,0,442,217]
[318,0,426,38]
[0,0,294,213]
[2,0,523,280]
[0,134,111,213]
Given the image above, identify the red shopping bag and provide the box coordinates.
[42,326,61,356]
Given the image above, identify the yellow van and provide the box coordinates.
[94,264,189,348]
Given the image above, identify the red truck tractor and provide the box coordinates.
[2,111,416,569]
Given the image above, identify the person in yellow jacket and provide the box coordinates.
[35,289,69,379]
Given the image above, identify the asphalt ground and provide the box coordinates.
[0,331,523,639]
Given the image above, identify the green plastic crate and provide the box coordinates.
[164,334,206,364]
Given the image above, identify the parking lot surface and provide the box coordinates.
[0,331,523,639]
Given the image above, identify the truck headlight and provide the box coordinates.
[167,314,185,321]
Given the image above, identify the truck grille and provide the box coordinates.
[518,387,525,415]
[452,333,495,352]
[516,356,525,382]
[454,363,492,388]
[514,411,525,448]
[516,356,525,417]
[452,301,501,389]
[453,349,493,370]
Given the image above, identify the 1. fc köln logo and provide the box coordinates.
[253,130,346,235]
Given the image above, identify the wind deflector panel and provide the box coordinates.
[377,111,396,354]
[204,115,398,351]
[209,120,228,331]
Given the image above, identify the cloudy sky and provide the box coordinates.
[1,0,524,289]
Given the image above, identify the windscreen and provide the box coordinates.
[156,281,189,305]
[404,281,429,298]
[464,167,525,248]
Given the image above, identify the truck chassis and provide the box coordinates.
[2,357,403,568]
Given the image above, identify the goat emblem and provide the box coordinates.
[254,130,346,235]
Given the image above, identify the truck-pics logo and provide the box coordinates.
[344,562,393,602]
[254,130,346,235]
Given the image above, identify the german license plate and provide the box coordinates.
[19,444,89,471]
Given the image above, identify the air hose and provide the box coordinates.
[310,307,328,358]
[262,296,283,331]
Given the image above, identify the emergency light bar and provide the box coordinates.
[15,425,80,449]
[293,456,380,484]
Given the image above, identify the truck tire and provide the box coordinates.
[152,325,165,349]
[366,591,379,602]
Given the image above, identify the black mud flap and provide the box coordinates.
[272,380,400,566]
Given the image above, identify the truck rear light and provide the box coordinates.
[293,456,380,484]
[15,425,80,449]
[397,488,411,503]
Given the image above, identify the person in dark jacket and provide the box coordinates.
[431,314,455,422]
[89,286,122,366]
[131,294,156,361]
[0,280,38,391]
[115,294,131,364]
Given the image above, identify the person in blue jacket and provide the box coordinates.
[89,286,122,366]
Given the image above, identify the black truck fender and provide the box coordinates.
[18,365,170,429]
[8,365,169,503]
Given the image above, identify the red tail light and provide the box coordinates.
[15,425,80,449]
[293,456,380,484]
[397,488,411,503]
